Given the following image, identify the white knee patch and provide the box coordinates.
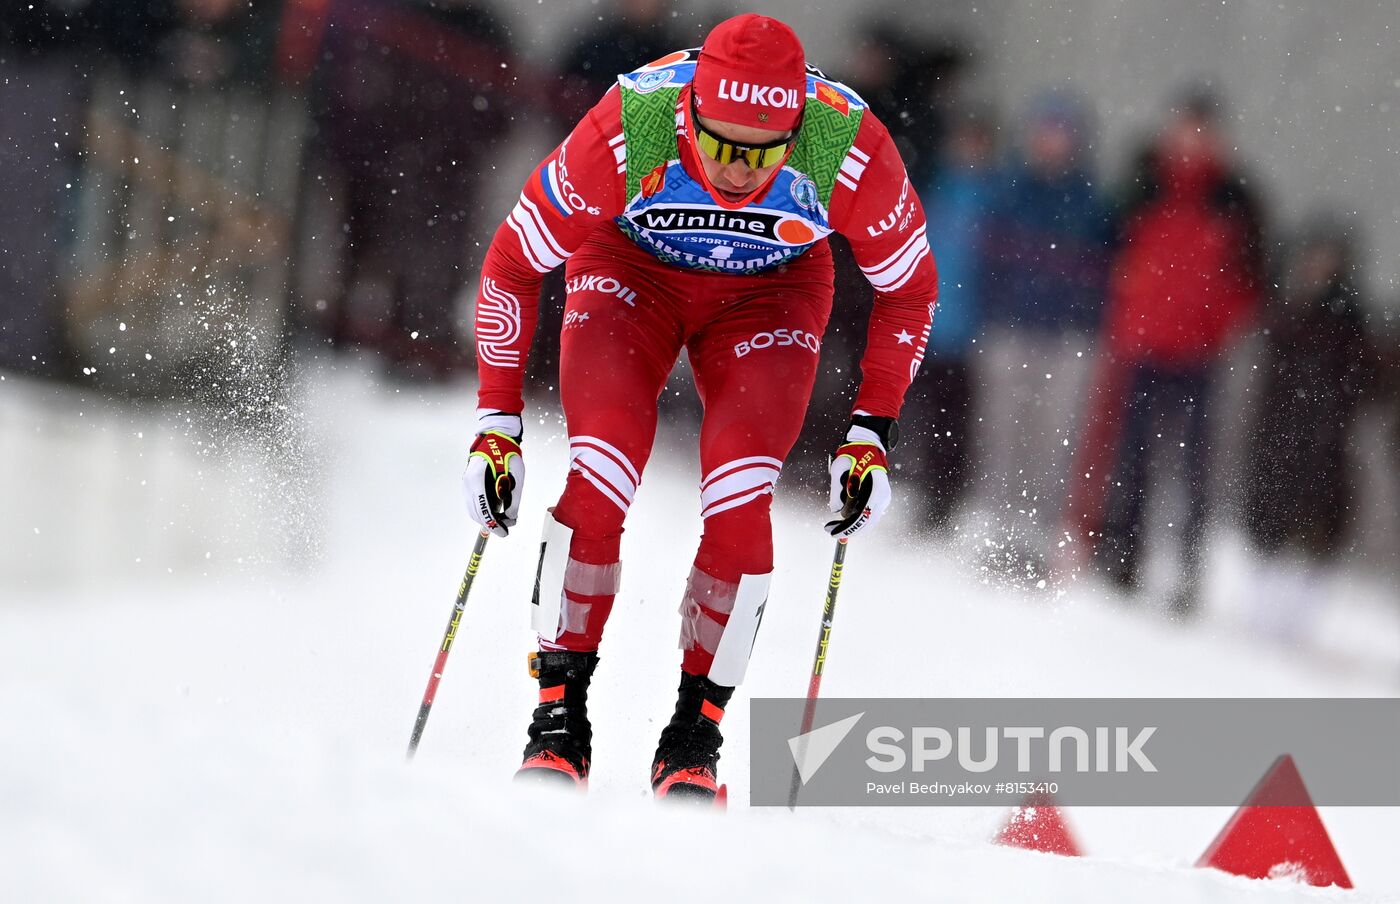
[678,567,772,686]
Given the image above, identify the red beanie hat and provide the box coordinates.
[692,14,807,131]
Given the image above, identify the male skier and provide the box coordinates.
[462,14,937,800]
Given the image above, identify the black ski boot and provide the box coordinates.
[651,671,734,802]
[516,650,598,788]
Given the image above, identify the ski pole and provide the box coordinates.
[407,530,491,760]
[787,536,848,809]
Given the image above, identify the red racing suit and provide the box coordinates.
[474,72,936,679]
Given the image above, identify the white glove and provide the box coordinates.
[463,411,524,537]
[825,423,892,538]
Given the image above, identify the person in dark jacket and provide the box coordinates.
[0,1,97,376]
[555,0,683,126]
[790,29,969,502]
[845,23,967,191]
[1088,93,1266,615]
[1243,219,1372,638]
[310,0,518,381]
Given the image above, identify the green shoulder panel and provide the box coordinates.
[787,97,864,210]
[619,85,682,200]
[620,80,863,209]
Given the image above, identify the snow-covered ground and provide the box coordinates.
[3,361,1398,903]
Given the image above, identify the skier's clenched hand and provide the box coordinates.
[825,416,897,538]
[463,412,525,538]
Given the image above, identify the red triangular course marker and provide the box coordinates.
[1197,754,1352,888]
[995,792,1082,856]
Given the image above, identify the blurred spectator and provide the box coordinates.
[308,0,518,381]
[156,0,280,89]
[902,108,999,530]
[976,91,1111,574]
[1243,219,1372,639]
[555,0,682,126]
[795,25,970,502]
[0,1,93,376]
[846,23,968,188]
[1089,91,1266,614]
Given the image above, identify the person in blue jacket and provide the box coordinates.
[975,90,1113,579]
[903,107,999,529]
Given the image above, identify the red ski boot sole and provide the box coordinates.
[515,751,587,790]
[653,763,727,810]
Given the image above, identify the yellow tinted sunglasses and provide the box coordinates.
[692,102,796,169]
